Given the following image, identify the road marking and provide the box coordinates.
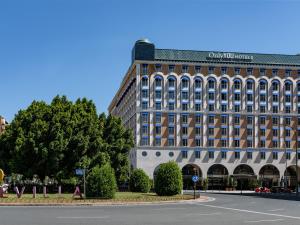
[57,216,109,219]
[153,207,186,210]
[268,208,284,212]
[244,219,284,223]
[196,204,300,220]
[185,212,221,216]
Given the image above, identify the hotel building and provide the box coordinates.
[109,39,300,189]
[0,116,6,134]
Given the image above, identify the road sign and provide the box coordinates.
[192,175,199,183]
[75,169,84,176]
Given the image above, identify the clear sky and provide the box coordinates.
[1,0,300,121]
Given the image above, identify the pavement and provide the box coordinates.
[1,194,300,225]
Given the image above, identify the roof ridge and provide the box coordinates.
[156,48,300,57]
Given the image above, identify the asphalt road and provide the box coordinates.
[1,194,300,225]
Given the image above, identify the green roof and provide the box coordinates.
[155,49,300,66]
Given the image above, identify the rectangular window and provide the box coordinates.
[182,103,188,111]
[182,127,188,135]
[247,116,253,125]
[195,103,201,111]
[260,116,266,125]
[182,138,188,147]
[168,138,174,146]
[142,101,148,110]
[168,91,175,100]
[181,150,188,158]
[234,93,241,101]
[141,138,149,146]
[260,106,266,113]
[195,127,201,136]
[273,151,278,160]
[195,66,201,73]
[221,93,227,101]
[208,151,214,159]
[155,64,162,72]
[182,115,188,124]
[208,128,214,136]
[234,67,241,75]
[285,129,291,137]
[195,150,201,158]
[169,65,175,72]
[142,90,148,98]
[247,68,253,75]
[142,64,148,75]
[196,138,201,147]
[260,128,266,136]
[221,115,227,124]
[234,105,240,112]
[221,139,227,147]
[155,102,161,110]
[141,113,148,124]
[285,141,291,149]
[234,140,240,148]
[234,128,240,136]
[182,91,189,100]
[286,152,291,160]
[208,115,214,125]
[260,151,266,160]
[168,102,175,110]
[260,140,266,148]
[221,151,227,159]
[285,69,291,77]
[209,104,214,111]
[208,139,214,147]
[182,65,188,73]
[272,106,278,113]
[155,113,161,123]
[208,92,215,100]
[221,128,227,136]
[142,126,148,135]
[221,105,227,112]
[221,67,227,74]
[168,126,175,135]
[285,117,291,125]
[195,92,201,101]
[155,138,161,146]
[234,116,240,124]
[195,114,201,124]
[272,117,279,125]
[260,68,266,76]
[235,151,240,159]
[208,66,215,74]
[285,106,291,114]
[168,114,175,124]
[272,69,278,76]
[272,140,278,148]
[247,105,253,112]
[247,94,253,101]
[155,126,161,135]
[247,140,253,148]
[247,128,253,136]
[247,151,253,159]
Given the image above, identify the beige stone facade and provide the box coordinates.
[0,116,6,134]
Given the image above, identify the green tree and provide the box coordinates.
[86,164,117,198]
[154,161,183,196]
[129,169,150,193]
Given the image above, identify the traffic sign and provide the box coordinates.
[75,169,84,176]
[192,175,199,183]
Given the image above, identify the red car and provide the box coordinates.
[255,187,270,193]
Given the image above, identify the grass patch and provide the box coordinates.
[0,192,193,204]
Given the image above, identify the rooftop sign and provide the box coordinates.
[207,52,254,62]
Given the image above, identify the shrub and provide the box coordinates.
[129,169,150,193]
[154,161,182,196]
[86,164,117,199]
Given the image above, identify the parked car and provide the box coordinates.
[255,187,270,193]
[270,186,292,193]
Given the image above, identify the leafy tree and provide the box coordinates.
[86,164,117,198]
[129,169,150,193]
[154,161,183,196]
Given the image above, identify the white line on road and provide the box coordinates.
[185,212,222,216]
[196,204,300,220]
[57,216,109,219]
[268,208,284,212]
[244,219,284,223]
[153,207,186,210]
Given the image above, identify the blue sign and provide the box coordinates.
[75,169,84,176]
[192,175,199,183]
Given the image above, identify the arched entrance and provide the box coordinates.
[182,164,202,190]
[207,164,228,190]
[233,165,256,190]
[259,165,280,188]
[153,165,161,181]
[284,166,300,189]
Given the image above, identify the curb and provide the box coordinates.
[0,196,212,207]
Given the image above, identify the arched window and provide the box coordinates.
[168,77,175,88]
[220,79,227,89]
[259,80,267,91]
[285,82,292,91]
[272,81,279,91]
[208,79,215,89]
[181,77,189,89]
[297,82,300,92]
[155,77,162,88]
[233,80,241,90]
[141,77,148,87]
[194,78,202,89]
[246,80,253,90]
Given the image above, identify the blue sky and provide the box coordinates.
[1,0,300,121]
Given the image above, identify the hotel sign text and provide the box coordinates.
[207,52,254,62]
